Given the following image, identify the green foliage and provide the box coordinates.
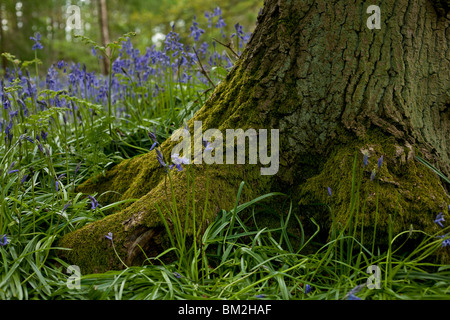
[0,2,449,301]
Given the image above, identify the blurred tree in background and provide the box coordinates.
[0,0,263,74]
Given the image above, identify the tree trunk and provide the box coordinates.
[59,0,450,273]
[0,3,6,72]
[98,0,110,75]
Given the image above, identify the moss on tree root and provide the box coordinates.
[59,160,272,273]
[296,133,450,263]
[59,127,450,273]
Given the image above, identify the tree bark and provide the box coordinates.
[0,3,7,72]
[59,0,450,273]
[98,0,110,75]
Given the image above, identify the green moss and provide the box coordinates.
[59,158,274,273]
[296,129,449,258]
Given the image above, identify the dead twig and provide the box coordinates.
[213,37,240,59]
[192,47,216,89]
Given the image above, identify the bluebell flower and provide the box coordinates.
[20,174,28,185]
[215,16,226,29]
[55,173,66,192]
[213,7,222,16]
[205,11,212,28]
[255,294,266,298]
[170,153,190,171]
[363,152,369,167]
[378,155,383,169]
[88,195,99,210]
[203,138,213,152]
[434,212,445,228]
[370,169,376,181]
[231,23,245,40]
[327,186,332,197]
[189,16,205,42]
[57,60,65,69]
[105,232,113,241]
[8,169,19,174]
[0,234,9,246]
[74,162,81,176]
[305,284,311,294]
[148,130,157,143]
[438,234,450,247]
[30,32,43,50]
[155,148,166,168]
[37,142,44,153]
[62,202,71,212]
[344,284,365,300]
[2,94,10,109]
[173,272,182,278]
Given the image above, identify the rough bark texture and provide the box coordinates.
[59,0,450,273]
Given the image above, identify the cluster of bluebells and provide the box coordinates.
[362,151,383,181]
[0,7,251,155]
